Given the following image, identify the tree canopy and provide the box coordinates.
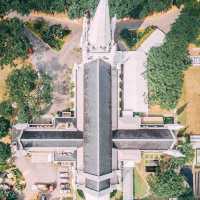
[148,169,187,198]
[0,189,17,200]
[0,0,186,19]
[0,18,31,67]
[147,2,200,109]
[169,141,194,169]
[0,116,10,138]
[6,66,38,103]
[6,65,53,123]
[0,101,13,119]
[0,142,11,163]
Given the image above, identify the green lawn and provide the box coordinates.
[133,169,148,199]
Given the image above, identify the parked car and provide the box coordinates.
[60,183,71,194]
[60,174,69,179]
[40,194,47,200]
[59,172,69,177]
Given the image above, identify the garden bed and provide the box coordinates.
[120,26,155,50]
[26,19,71,51]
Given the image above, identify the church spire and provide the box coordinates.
[88,0,112,51]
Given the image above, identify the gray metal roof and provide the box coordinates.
[113,129,174,150]
[20,128,174,150]
[84,59,112,178]
[21,130,83,139]
[113,129,173,139]
[20,130,83,148]
[21,140,83,148]
[113,140,173,150]
[85,178,110,192]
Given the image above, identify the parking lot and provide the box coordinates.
[15,154,74,200]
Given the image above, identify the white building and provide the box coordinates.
[14,0,182,199]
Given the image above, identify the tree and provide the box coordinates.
[0,101,13,119]
[0,142,11,163]
[0,18,31,67]
[38,72,53,105]
[169,141,194,169]
[0,117,10,138]
[147,3,200,109]
[148,169,187,198]
[6,65,53,123]
[0,0,184,20]
[0,189,17,200]
[6,65,38,103]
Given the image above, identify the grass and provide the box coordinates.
[177,66,200,134]
[26,19,71,51]
[133,168,148,199]
[120,26,155,50]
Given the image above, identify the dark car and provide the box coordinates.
[40,194,47,200]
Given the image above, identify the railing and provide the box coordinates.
[191,56,200,65]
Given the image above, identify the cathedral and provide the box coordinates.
[14,0,184,199]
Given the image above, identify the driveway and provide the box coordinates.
[15,155,59,200]
[7,7,181,118]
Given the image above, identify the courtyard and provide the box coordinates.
[15,154,74,200]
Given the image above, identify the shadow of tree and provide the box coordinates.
[176,103,187,115]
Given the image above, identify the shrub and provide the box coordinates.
[0,117,10,138]
[0,142,11,163]
[120,26,155,49]
[148,169,187,198]
[27,19,71,50]
[0,101,13,119]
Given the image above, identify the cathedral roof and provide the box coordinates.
[88,0,111,50]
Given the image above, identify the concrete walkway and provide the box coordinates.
[6,7,181,118]
[123,167,134,200]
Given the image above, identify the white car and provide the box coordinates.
[60,183,71,194]
[59,172,69,179]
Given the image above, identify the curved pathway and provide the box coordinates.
[6,7,180,118]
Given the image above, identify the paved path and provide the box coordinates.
[8,12,82,118]
[7,7,180,118]
[123,167,134,200]
[116,6,181,34]
[15,155,58,200]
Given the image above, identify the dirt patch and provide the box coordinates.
[177,67,200,134]
[148,105,173,116]
[0,67,12,101]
